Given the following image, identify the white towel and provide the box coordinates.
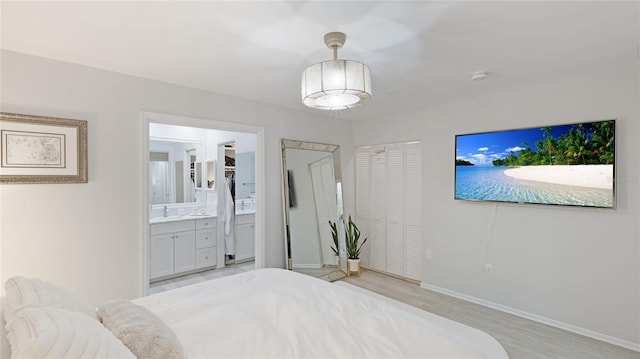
[188,178,196,202]
[223,178,235,255]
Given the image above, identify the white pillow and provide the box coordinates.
[3,276,97,322]
[6,307,135,359]
[1,297,11,359]
[98,299,184,359]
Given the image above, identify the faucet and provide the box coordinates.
[163,206,169,217]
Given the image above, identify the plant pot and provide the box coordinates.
[347,258,361,277]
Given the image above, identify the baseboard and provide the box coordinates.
[420,282,640,352]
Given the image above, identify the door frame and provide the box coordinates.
[141,111,265,295]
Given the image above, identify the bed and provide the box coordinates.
[2,268,508,358]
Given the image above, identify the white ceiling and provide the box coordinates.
[1,1,638,121]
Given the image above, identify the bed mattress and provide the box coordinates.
[133,268,508,358]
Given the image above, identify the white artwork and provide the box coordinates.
[2,131,65,168]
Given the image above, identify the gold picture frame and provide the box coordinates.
[0,112,87,184]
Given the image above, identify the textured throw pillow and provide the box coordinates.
[98,299,184,359]
[1,296,11,359]
[3,276,97,322]
[6,307,135,359]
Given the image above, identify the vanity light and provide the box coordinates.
[301,32,372,110]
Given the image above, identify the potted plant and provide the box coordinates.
[328,220,340,265]
[344,215,367,276]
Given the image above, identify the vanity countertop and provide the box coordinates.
[150,210,253,224]
[150,214,216,225]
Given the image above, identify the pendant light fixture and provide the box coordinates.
[301,32,372,110]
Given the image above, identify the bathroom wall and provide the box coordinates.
[235,152,255,201]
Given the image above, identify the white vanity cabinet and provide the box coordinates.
[235,213,255,262]
[173,231,196,273]
[149,233,174,279]
[150,216,216,281]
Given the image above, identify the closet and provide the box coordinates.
[355,141,422,281]
[225,144,235,200]
[221,142,256,265]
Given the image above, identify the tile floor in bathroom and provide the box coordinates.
[148,260,255,295]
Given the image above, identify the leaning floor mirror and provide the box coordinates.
[281,139,347,281]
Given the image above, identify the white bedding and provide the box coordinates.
[134,268,508,358]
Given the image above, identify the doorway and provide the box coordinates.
[142,112,264,295]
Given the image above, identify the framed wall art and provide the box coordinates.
[0,112,87,184]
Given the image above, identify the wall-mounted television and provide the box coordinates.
[455,119,615,208]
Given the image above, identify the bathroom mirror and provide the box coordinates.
[281,139,347,281]
[149,139,203,205]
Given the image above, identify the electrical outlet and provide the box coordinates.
[425,249,432,259]
[484,263,493,274]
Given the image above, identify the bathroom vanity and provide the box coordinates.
[235,212,255,262]
[150,215,217,281]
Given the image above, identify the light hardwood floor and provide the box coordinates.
[342,269,639,359]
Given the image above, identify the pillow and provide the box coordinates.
[1,297,11,359]
[3,276,97,322]
[98,299,184,359]
[5,307,135,359]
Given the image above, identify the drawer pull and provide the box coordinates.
[204,256,208,260]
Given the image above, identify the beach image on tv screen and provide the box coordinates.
[455,120,615,208]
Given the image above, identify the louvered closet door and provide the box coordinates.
[355,148,372,266]
[355,141,422,280]
[385,144,405,276]
[404,142,422,280]
[369,147,386,271]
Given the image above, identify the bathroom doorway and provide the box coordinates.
[142,112,264,295]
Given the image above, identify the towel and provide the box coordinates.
[223,178,235,255]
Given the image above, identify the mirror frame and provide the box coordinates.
[280,139,346,281]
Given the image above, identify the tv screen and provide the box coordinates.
[455,120,615,208]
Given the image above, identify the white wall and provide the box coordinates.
[352,61,640,347]
[0,50,355,306]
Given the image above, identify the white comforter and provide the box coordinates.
[133,268,508,358]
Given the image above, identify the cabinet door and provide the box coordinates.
[150,233,174,279]
[235,223,254,261]
[174,231,196,274]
